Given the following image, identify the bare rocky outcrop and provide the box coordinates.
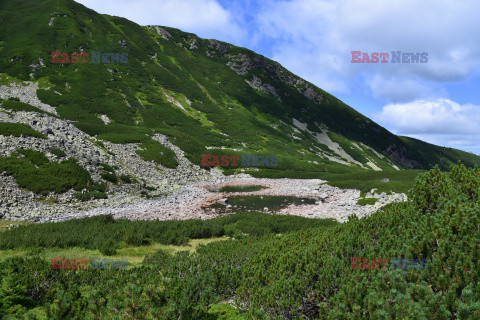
[48,13,68,26]
[0,82,57,115]
[225,53,326,105]
[245,75,282,102]
[146,25,173,40]
[384,144,422,169]
[208,39,230,53]
[189,38,199,50]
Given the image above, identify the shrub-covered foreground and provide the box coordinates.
[1,163,480,319]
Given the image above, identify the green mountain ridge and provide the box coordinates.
[0,0,479,196]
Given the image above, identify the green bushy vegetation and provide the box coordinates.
[0,99,56,117]
[1,164,478,318]
[0,212,337,251]
[400,136,480,169]
[16,149,49,166]
[247,168,425,195]
[101,172,118,184]
[1,0,480,316]
[0,150,93,195]
[318,169,426,195]
[135,139,178,168]
[356,197,378,206]
[0,122,46,139]
[49,147,66,157]
[99,163,116,172]
[1,99,40,112]
[119,174,135,184]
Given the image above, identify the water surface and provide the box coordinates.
[205,195,316,214]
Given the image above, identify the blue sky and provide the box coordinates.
[77,0,480,155]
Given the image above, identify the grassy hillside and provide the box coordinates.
[0,0,478,180]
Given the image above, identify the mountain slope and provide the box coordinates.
[0,0,479,214]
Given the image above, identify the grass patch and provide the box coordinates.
[207,303,247,319]
[0,238,228,268]
[357,197,378,206]
[245,168,424,194]
[99,163,116,172]
[0,220,32,233]
[319,169,425,195]
[119,174,135,183]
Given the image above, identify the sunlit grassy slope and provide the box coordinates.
[1,0,478,178]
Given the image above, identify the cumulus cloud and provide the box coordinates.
[75,0,245,42]
[373,99,480,153]
[251,0,480,100]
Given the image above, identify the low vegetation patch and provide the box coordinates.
[0,122,46,139]
[0,212,337,251]
[101,172,118,184]
[0,150,93,195]
[356,197,378,206]
[119,174,135,184]
[248,168,424,194]
[73,191,108,202]
[49,148,66,157]
[0,99,56,117]
[99,163,116,172]
[135,139,178,169]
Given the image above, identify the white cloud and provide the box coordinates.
[373,99,480,153]
[251,0,480,101]
[366,75,438,103]
[75,0,245,42]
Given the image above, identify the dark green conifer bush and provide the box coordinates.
[101,172,118,184]
[49,148,66,157]
[0,123,46,139]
